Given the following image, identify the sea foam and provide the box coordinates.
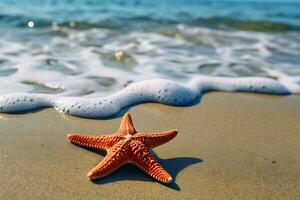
[0,75,299,118]
[1,19,300,118]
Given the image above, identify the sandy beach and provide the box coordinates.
[0,92,299,200]
[1,1,300,199]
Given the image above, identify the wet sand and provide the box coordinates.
[0,92,299,200]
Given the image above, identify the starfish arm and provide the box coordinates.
[87,140,130,180]
[117,113,136,136]
[134,129,177,149]
[67,134,122,150]
[131,141,173,183]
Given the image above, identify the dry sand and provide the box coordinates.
[0,92,299,200]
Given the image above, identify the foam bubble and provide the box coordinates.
[0,76,298,118]
[1,22,300,118]
[1,24,300,97]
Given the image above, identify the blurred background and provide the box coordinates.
[0,0,299,97]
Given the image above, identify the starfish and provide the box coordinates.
[67,113,177,183]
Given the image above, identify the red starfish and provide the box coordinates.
[67,113,177,183]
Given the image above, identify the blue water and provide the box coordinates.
[0,0,299,97]
[0,0,300,30]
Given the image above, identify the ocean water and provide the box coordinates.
[0,0,300,117]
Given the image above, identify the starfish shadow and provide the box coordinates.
[152,153,203,191]
[76,145,202,191]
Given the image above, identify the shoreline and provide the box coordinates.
[0,76,299,118]
[0,92,299,199]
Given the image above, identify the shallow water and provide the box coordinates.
[0,0,300,117]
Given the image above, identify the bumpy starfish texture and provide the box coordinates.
[67,113,177,183]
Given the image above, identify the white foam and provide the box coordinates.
[0,75,299,118]
[1,25,300,118]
